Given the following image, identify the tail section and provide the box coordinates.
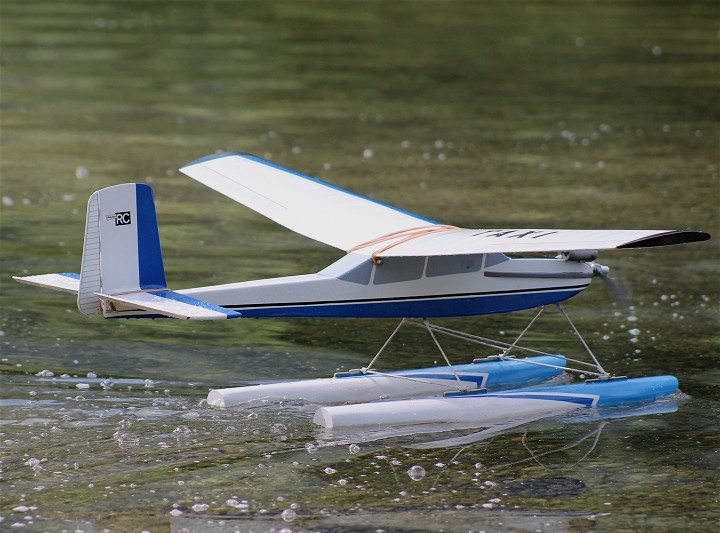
[78,183,167,315]
[15,183,239,321]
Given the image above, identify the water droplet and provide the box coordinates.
[407,465,426,481]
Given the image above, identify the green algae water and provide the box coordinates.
[1,1,718,531]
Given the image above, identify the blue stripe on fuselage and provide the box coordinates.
[228,288,584,318]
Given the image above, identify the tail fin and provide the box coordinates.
[78,183,166,315]
[16,183,239,320]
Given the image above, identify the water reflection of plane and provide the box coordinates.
[316,397,679,451]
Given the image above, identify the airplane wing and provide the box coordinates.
[180,152,440,251]
[364,228,710,258]
[180,153,709,257]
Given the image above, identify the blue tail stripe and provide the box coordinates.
[135,184,167,290]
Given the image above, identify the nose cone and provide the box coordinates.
[593,263,610,277]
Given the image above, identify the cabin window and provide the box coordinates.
[426,255,482,277]
[484,253,510,268]
[337,258,373,285]
[373,257,425,285]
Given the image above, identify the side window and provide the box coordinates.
[373,257,425,285]
[337,258,373,285]
[426,255,482,277]
[484,254,510,268]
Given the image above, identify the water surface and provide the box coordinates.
[1,1,718,531]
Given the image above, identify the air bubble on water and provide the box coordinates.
[36,370,54,377]
[305,443,318,454]
[226,498,249,510]
[407,465,426,481]
[338,478,348,485]
[76,383,90,390]
[144,379,155,388]
[75,165,90,179]
[628,328,640,336]
[362,148,374,159]
[100,379,113,390]
[191,503,209,512]
[281,508,297,522]
[87,372,97,379]
[324,467,337,475]
[348,444,360,454]
[169,509,183,517]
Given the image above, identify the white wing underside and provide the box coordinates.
[180,153,707,257]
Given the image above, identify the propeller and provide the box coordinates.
[592,263,633,310]
[559,250,632,309]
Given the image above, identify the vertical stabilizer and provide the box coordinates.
[78,183,167,315]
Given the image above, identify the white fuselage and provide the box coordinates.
[180,252,594,318]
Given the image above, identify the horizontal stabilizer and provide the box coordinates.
[98,290,241,320]
[13,273,80,295]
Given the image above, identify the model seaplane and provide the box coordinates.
[14,152,710,429]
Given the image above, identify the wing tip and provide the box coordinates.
[618,230,711,249]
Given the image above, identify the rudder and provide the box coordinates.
[78,183,167,316]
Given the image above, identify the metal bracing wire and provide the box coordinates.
[362,304,612,383]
